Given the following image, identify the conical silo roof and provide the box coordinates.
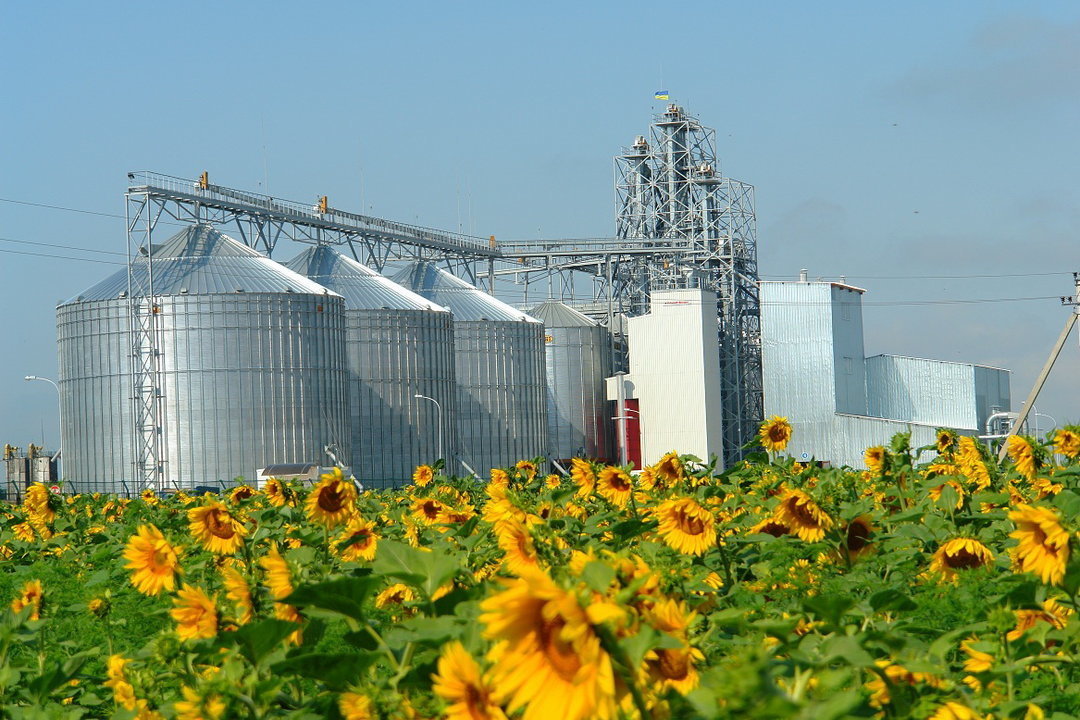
[283,246,446,312]
[63,225,337,304]
[391,261,538,322]
[528,301,598,328]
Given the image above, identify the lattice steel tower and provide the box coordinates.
[614,104,763,466]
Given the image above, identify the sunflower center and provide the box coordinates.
[788,500,819,527]
[420,500,441,520]
[317,483,345,513]
[674,509,705,536]
[206,509,236,539]
[768,426,787,443]
[847,522,871,551]
[538,617,582,682]
[609,474,631,492]
[233,487,254,501]
[946,548,986,569]
[463,683,490,720]
[654,648,691,680]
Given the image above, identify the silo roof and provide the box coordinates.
[62,225,338,303]
[283,246,447,312]
[391,261,539,323]
[528,301,598,328]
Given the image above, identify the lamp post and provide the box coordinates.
[414,394,444,462]
[24,375,62,479]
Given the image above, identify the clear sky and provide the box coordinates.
[2,1,1079,453]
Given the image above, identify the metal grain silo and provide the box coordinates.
[528,302,613,463]
[284,246,456,489]
[57,225,349,494]
[392,262,547,476]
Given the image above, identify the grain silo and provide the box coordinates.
[392,262,547,476]
[528,302,613,463]
[57,224,349,494]
[284,246,456,488]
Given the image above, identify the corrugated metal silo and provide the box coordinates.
[528,302,612,462]
[392,262,547,476]
[284,246,456,488]
[57,225,349,494]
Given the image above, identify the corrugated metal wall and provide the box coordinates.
[866,355,977,429]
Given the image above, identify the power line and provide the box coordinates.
[762,271,1068,281]
[0,236,125,256]
[0,246,123,265]
[0,196,124,220]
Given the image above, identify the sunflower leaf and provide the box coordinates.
[286,577,380,623]
[232,619,301,665]
[373,539,457,600]
[270,652,379,691]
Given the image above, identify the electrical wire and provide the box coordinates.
[0,236,125,256]
[0,246,123,265]
[762,271,1069,281]
[0,196,124,219]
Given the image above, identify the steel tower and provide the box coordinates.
[613,104,762,466]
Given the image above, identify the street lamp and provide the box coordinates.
[24,375,62,478]
[414,394,444,461]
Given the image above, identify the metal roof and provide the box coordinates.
[283,246,447,312]
[62,225,338,304]
[391,261,539,323]
[527,301,598,328]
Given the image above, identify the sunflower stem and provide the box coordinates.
[595,624,650,719]
[364,624,400,673]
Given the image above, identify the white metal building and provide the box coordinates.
[759,278,1011,468]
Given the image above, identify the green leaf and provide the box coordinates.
[621,625,658,669]
[373,540,457,600]
[820,635,874,668]
[869,588,917,613]
[381,615,464,649]
[232,619,300,665]
[582,561,616,593]
[270,652,378,691]
[802,595,855,628]
[286,576,380,623]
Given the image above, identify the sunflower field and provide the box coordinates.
[5,422,1080,719]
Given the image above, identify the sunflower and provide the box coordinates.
[1007,597,1072,640]
[864,446,886,475]
[412,496,447,525]
[104,654,138,710]
[338,692,374,720]
[432,641,508,720]
[928,702,984,720]
[140,488,159,506]
[935,429,958,454]
[174,686,226,720]
[24,483,55,526]
[1007,435,1039,480]
[1009,504,1069,585]
[569,458,597,497]
[228,485,257,503]
[263,478,291,507]
[495,519,539,574]
[305,468,358,529]
[123,524,181,596]
[259,544,294,600]
[929,480,966,509]
[375,583,416,608]
[274,602,304,645]
[596,466,633,508]
[643,598,703,694]
[12,521,36,543]
[1054,428,1080,459]
[544,474,561,489]
[479,568,617,720]
[957,437,991,490]
[866,660,943,708]
[490,468,511,490]
[187,501,247,555]
[655,497,716,555]
[413,464,435,487]
[334,516,379,562]
[170,584,218,641]
[221,566,254,624]
[515,460,538,481]
[11,578,43,620]
[929,538,994,580]
[845,515,874,560]
[749,516,790,537]
[759,417,792,453]
[773,489,834,542]
[960,638,993,673]
[654,451,685,485]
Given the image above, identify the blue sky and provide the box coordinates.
[2,1,1079,451]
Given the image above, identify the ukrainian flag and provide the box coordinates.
[654,90,669,100]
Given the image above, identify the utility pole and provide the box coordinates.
[997,272,1080,459]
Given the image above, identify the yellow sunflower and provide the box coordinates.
[929,480,966,509]
[655,497,717,555]
[122,524,181,596]
[413,464,435,487]
[773,489,833,542]
[274,602,304,645]
[495,519,539,574]
[928,702,984,720]
[1054,428,1080,459]
[187,501,247,555]
[1009,504,1069,585]
[228,484,257,503]
[957,437,991,490]
[104,654,138,710]
[929,538,994,580]
[490,468,511,490]
[1007,435,1039,480]
[24,483,55,526]
[759,416,792,453]
[263,478,292,507]
[864,446,886,475]
[749,516,790,537]
[936,429,958,454]
[569,458,596,497]
[960,637,993,673]
[412,496,447,525]
[480,568,617,720]
[845,515,874,561]
[515,460,538,481]
[375,583,416,608]
[11,578,43,620]
[654,451,685,485]
[140,488,159,506]
[643,598,703,694]
[220,566,254,624]
[334,516,379,562]
[305,469,358,529]
[544,474,561,489]
[1007,597,1072,640]
[259,544,294,600]
[338,692,374,720]
[596,466,633,508]
[174,686,226,720]
[170,584,218,641]
[432,641,508,720]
